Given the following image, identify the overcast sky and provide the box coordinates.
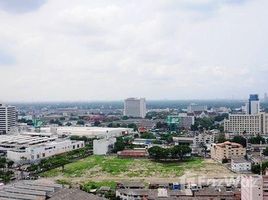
[0,0,268,102]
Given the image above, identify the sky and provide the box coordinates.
[0,0,268,102]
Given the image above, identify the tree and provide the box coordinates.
[174,145,192,160]
[94,121,101,126]
[140,132,156,139]
[232,136,247,147]
[214,113,228,122]
[122,116,129,120]
[66,122,72,126]
[217,133,226,143]
[249,135,266,144]
[113,138,125,153]
[77,120,85,125]
[148,146,166,160]
[127,123,138,131]
[156,122,168,129]
[7,160,14,168]
[263,147,268,156]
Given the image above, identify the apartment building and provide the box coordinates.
[211,141,246,162]
[224,94,268,135]
[0,104,16,134]
[231,158,251,172]
[193,132,215,147]
[124,98,146,118]
[224,112,268,135]
[241,171,268,200]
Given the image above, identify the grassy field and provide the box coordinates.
[42,155,204,179]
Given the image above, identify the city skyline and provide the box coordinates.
[1,0,268,101]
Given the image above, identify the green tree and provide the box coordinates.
[232,136,247,147]
[113,137,125,153]
[249,135,266,144]
[140,132,156,139]
[263,147,268,156]
[148,146,166,160]
[172,145,192,160]
[217,133,226,143]
[94,121,101,126]
[77,120,85,125]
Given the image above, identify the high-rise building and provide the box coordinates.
[247,94,260,115]
[264,93,268,102]
[124,98,146,118]
[0,104,17,134]
[224,94,268,135]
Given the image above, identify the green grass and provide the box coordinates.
[82,180,117,192]
[42,155,204,178]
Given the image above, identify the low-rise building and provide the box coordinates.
[5,136,84,163]
[117,149,148,158]
[193,132,215,147]
[93,138,116,155]
[231,157,251,172]
[211,141,246,162]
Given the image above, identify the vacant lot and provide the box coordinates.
[42,155,236,185]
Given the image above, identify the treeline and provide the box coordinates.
[0,157,14,183]
[27,145,92,173]
[148,145,191,161]
[217,135,268,147]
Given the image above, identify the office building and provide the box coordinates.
[124,98,146,118]
[246,94,260,115]
[224,94,268,135]
[265,93,268,102]
[187,104,207,113]
[0,104,16,134]
[224,113,268,135]
[166,114,195,130]
[211,141,246,162]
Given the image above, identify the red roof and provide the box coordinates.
[117,150,148,157]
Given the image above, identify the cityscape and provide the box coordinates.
[1,0,268,200]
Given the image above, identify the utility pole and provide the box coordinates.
[260,140,263,176]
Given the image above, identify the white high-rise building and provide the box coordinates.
[224,94,268,135]
[246,94,260,115]
[0,104,17,134]
[124,98,146,118]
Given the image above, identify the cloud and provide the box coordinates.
[0,48,16,65]
[0,0,267,101]
[0,0,47,14]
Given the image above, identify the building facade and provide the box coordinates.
[247,94,260,115]
[241,171,268,200]
[93,138,116,155]
[187,104,207,113]
[224,113,268,135]
[7,139,84,163]
[224,94,268,136]
[166,114,195,130]
[0,104,16,134]
[124,98,146,118]
[231,158,251,172]
[211,141,246,162]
